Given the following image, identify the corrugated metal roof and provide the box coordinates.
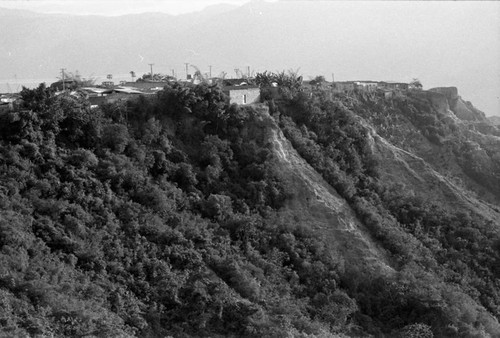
[114,87,145,94]
[81,87,114,94]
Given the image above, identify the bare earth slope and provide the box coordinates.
[367,124,500,224]
[252,103,500,335]
[354,88,500,215]
[269,124,395,277]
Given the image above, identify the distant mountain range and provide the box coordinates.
[0,1,498,115]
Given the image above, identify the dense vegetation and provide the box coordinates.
[0,81,499,337]
[274,87,500,336]
[347,90,500,200]
[0,83,361,337]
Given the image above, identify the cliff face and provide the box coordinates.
[429,86,487,122]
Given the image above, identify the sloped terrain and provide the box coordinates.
[368,125,500,222]
[269,121,395,277]
[352,87,500,207]
[2,82,500,337]
[273,85,500,336]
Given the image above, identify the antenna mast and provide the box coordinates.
[148,63,154,80]
[61,68,66,91]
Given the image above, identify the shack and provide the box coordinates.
[223,85,260,105]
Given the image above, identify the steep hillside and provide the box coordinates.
[489,115,500,126]
[273,85,500,336]
[349,88,500,206]
[2,82,500,337]
[369,127,500,222]
[0,84,367,337]
[268,115,394,276]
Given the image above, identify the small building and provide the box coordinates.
[222,85,260,105]
[332,81,355,93]
[354,81,378,92]
[81,87,114,96]
[382,90,394,99]
[379,82,409,91]
[104,92,142,104]
[82,86,154,106]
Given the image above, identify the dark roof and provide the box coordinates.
[122,81,171,90]
[222,85,259,91]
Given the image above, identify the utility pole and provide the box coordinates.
[184,63,189,79]
[148,63,154,79]
[209,65,212,78]
[247,66,250,78]
[171,69,175,78]
[332,73,335,82]
[61,68,66,91]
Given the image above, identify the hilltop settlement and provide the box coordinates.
[2,62,500,337]
[0,70,423,112]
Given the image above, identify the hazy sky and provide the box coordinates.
[0,0,254,15]
[1,0,499,115]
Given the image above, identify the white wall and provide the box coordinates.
[229,88,260,105]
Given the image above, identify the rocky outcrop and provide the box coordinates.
[429,86,459,100]
[429,87,487,122]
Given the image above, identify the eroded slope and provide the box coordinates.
[270,125,395,276]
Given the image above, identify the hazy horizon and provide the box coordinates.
[1,0,499,115]
[0,0,260,16]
